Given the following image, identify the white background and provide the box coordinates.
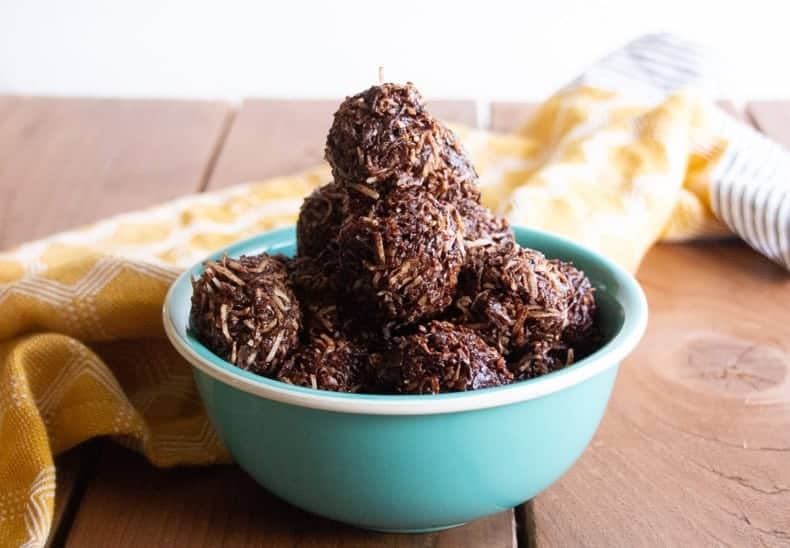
[0,0,787,102]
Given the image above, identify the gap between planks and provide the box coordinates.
[0,96,235,545]
[197,107,238,192]
[495,100,790,547]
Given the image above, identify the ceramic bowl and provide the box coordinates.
[163,226,647,532]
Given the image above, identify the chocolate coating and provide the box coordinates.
[277,334,368,392]
[338,189,465,329]
[296,181,350,259]
[287,254,339,303]
[508,345,574,381]
[458,199,514,250]
[393,321,512,394]
[325,82,479,210]
[303,299,344,338]
[453,241,569,357]
[554,260,596,344]
[190,253,301,376]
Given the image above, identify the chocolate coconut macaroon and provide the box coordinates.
[392,321,512,394]
[452,240,570,357]
[325,82,480,212]
[277,334,369,392]
[296,181,350,260]
[337,188,465,331]
[190,253,301,376]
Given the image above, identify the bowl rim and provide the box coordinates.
[163,225,648,416]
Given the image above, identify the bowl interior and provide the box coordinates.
[164,225,645,412]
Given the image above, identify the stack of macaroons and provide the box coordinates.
[190,82,598,395]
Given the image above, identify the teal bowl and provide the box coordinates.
[163,226,647,532]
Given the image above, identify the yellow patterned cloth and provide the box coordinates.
[0,83,732,546]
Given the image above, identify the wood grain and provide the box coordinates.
[207,99,477,189]
[529,242,790,547]
[66,445,515,548]
[0,96,232,544]
[0,96,230,248]
[65,98,517,547]
[490,102,790,546]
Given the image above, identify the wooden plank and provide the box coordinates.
[207,99,477,189]
[489,102,538,133]
[748,101,790,149]
[527,242,790,547]
[66,445,514,548]
[490,100,740,133]
[0,96,231,248]
[428,99,480,127]
[66,98,515,547]
[490,102,790,546]
[0,96,232,544]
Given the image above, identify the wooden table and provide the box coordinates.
[1,96,789,547]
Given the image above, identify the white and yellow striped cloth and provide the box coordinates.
[1,34,788,547]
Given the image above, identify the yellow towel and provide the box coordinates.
[0,84,731,546]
